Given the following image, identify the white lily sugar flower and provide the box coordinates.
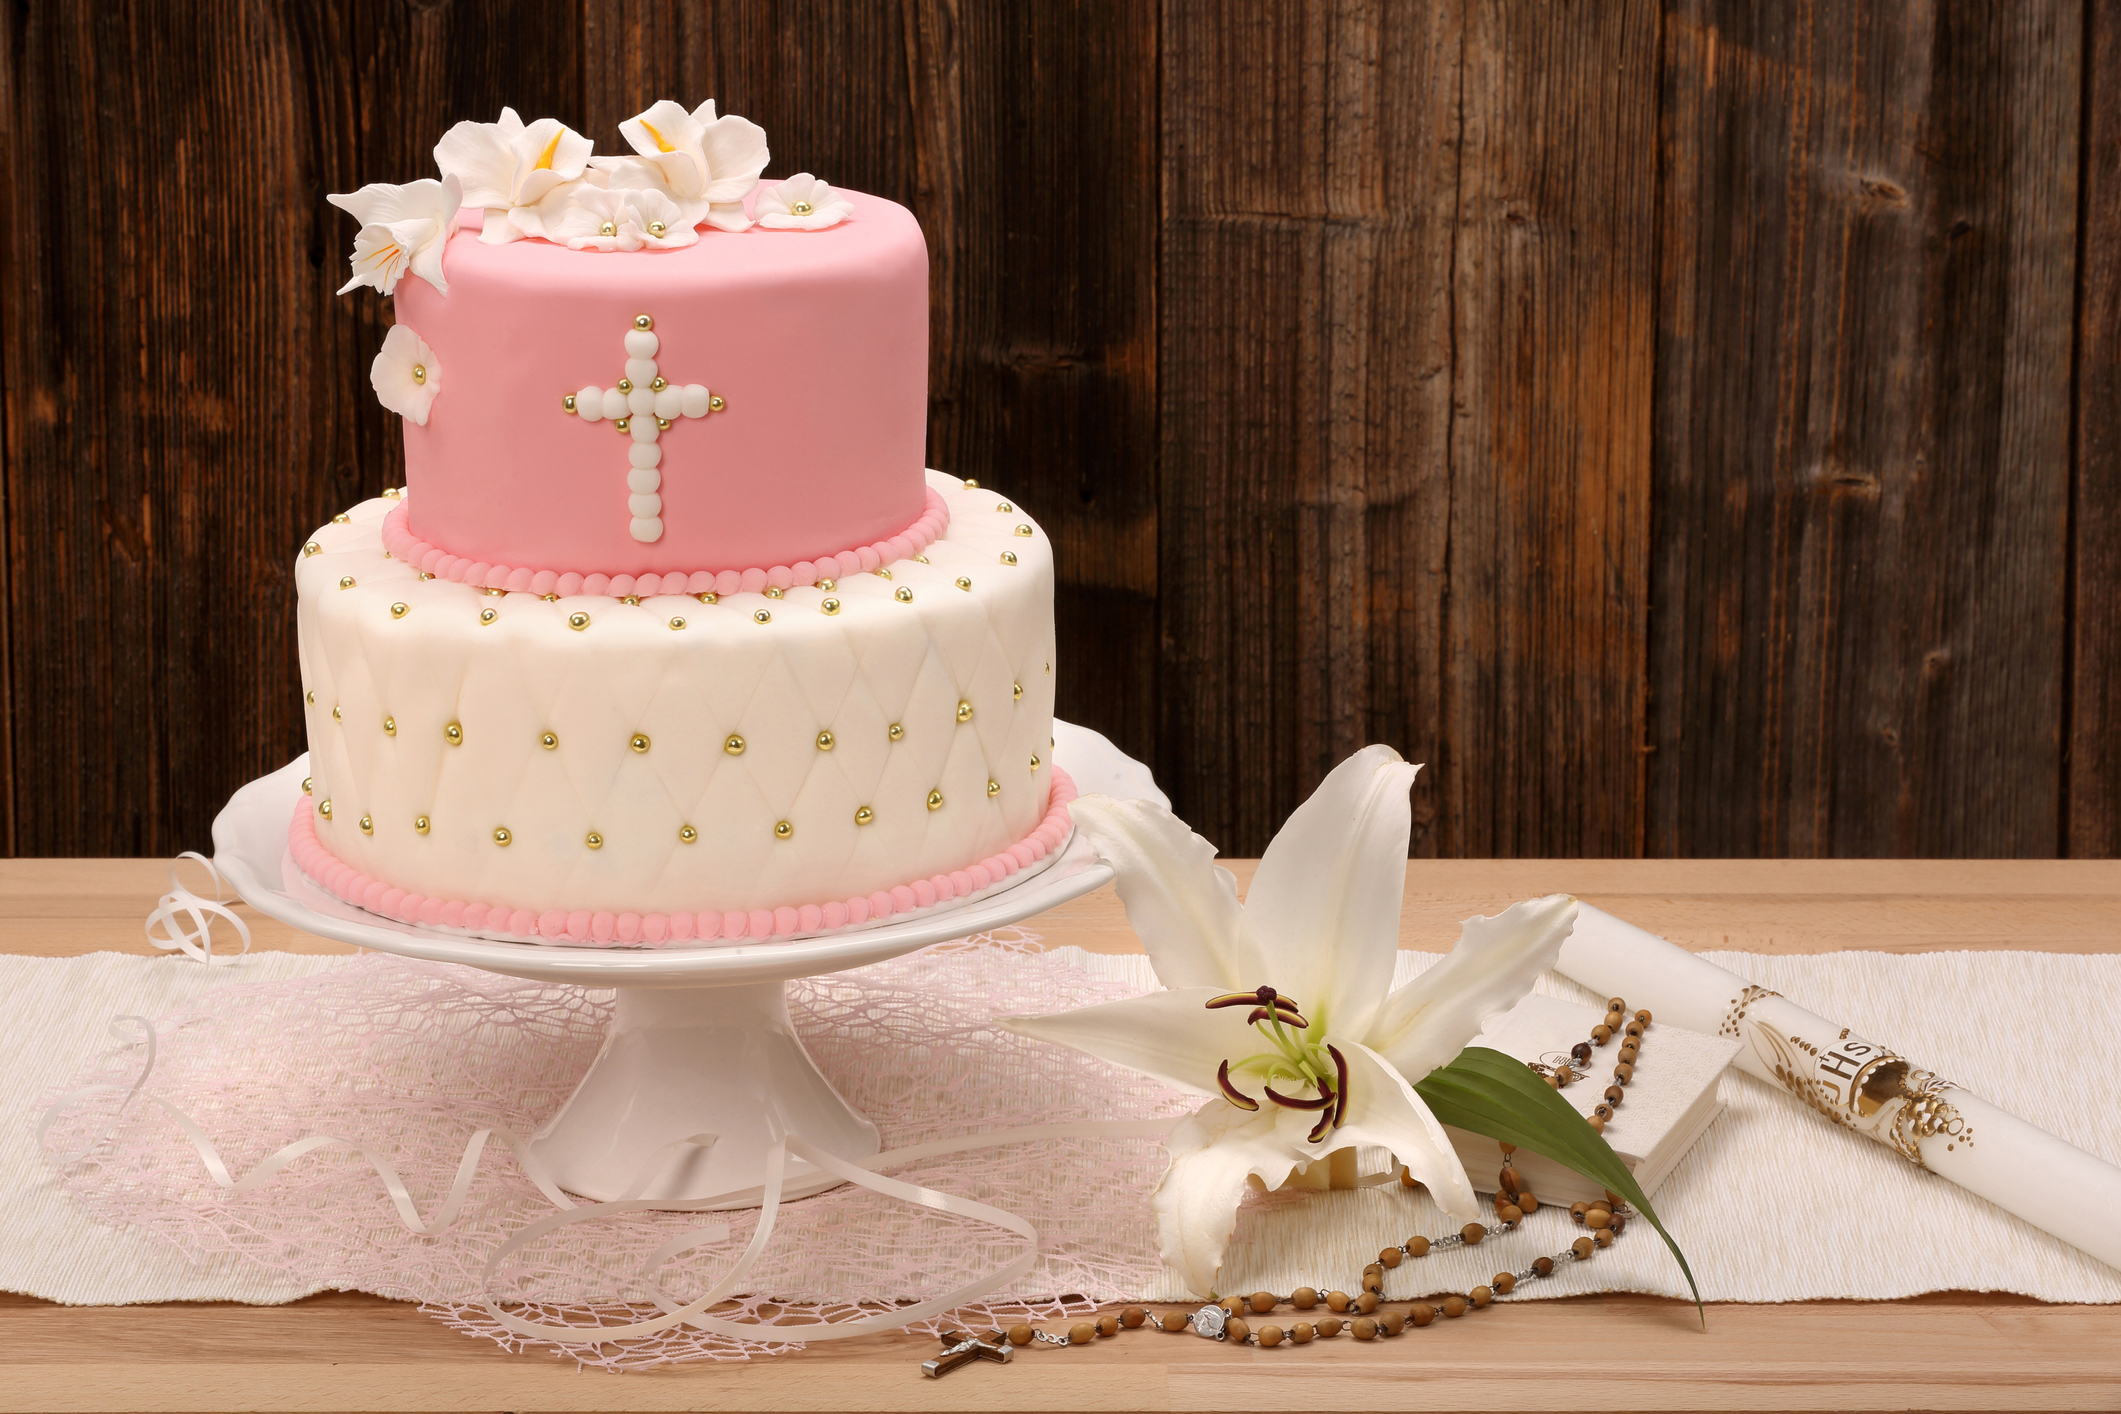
[595,98,769,233]
[1003,745,1578,1297]
[370,324,441,425]
[755,173,854,230]
[552,187,699,252]
[434,107,596,244]
[328,175,463,296]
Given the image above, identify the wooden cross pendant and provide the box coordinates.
[921,1328,1013,1377]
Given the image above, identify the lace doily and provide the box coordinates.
[39,932,1193,1369]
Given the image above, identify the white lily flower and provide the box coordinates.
[594,98,769,233]
[551,187,699,252]
[328,175,462,295]
[755,173,854,230]
[1002,745,1577,1297]
[433,107,595,243]
[370,324,440,425]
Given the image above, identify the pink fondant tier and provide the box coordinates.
[391,187,929,580]
[287,767,1078,948]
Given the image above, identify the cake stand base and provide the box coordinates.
[527,980,877,1205]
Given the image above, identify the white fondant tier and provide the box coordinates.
[296,472,1056,920]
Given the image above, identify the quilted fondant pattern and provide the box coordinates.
[296,473,1056,916]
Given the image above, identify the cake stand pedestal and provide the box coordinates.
[210,721,1159,1206]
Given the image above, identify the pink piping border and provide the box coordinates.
[379,487,951,598]
[287,767,1077,948]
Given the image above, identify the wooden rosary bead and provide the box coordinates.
[1533,1256,1555,1276]
[1326,1290,1352,1312]
[1068,1322,1096,1344]
[1379,1245,1403,1268]
[1625,1020,1645,1039]
[1248,1290,1277,1314]
[1224,1317,1250,1343]
[1356,1290,1380,1314]
[1462,1222,1487,1245]
[1572,1236,1595,1260]
[1587,1115,1606,1133]
[1604,1084,1626,1104]
[1291,1286,1319,1309]
[1161,1310,1190,1332]
[1219,1295,1244,1315]
[1406,1235,1431,1257]
[1291,1322,1315,1343]
[1589,1198,1613,1215]
[1545,1072,1564,1089]
[1591,1023,1613,1044]
[1553,1064,1575,1085]
[1317,1316,1344,1338]
[1470,1284,1494,1308]
[1593,1103,1615,1121]
[1499,1142,1516,1156]
[1635,1009,1652,1024]
[1409,1301,1436,1327]
[1362,1271,1384,1294]
[1613,1061,1635,1083]
[1257,1324,1283,1347]
[1008,1323,1035,1345]
[1606,1189,1626,1206]
[1121,1306,1146,1328]
[1351,1316,1378,1340]
[1585,1207,1613,1230]
[1493,1271,1517,1294]
[1570,1201,1591,1223]
[1441,1295,1468,1318]
[1515,1191,1539,1214]
[1594,1226,1615,1248]
[1380,1309,1407,1334]
[1095,1313,1120,1337]
[1498,1165,1522,1194]
[1496,1203,1523,1224]
[1609,1212,1628,1234]
[1607,996,1626,1012]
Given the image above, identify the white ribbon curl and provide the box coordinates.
[145,852,252,966]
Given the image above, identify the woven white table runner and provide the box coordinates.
[7,942,2119,1338]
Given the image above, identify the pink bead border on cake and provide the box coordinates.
[379,487,951,598]
[285,767,1078,948]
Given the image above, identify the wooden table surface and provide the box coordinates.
[5,858,2120,1411]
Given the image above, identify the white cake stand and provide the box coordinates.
[211,721,1161,1207]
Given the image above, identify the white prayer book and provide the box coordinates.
[1443,994,1740,1205]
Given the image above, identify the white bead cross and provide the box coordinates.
[562,315,724,544]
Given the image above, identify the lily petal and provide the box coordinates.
[1368,894,1578,1082]
[1330,1041,1481,1220]
[1069,794,1244,991]
[695,112,770,203]
[1151,1101,1307,1296]
[1236,746,1419,1038]
[998,987,1255,1098]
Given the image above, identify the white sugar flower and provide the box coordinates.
[371,324,440,425]
[328,175,463,295]
[434,107,596,244]
[552,187,698,252]
[1003,745,1577,1297]
[755,173,854,230]
[593,98,768,233]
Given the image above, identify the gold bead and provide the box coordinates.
[724,734,745,755]
[1012,681,1023,700]
[678,824,697,843]
[763,585,783,599]
[655,416,671,430]
[817,577,836,591]
[390,601,409,619]
[962,478,980,488]
[647,220,667,237]
[1015,524,1033,537]
[913,554,930,564]
[888,723,904,741]
[306,690,315,705]
[493,827,512,847]
[331,705,342,721]
[708,394,725,412]
[562,393,577,413]
[1045,661,1052,674]
[650,376,668,392]
[318,799,332,818]
[301,775,312,794]
[894,586,913,602]
[620,595,640,606]
[997,501,1013,512]
[634,313,653,331]
[333,512,351,524]
[585,831,603,850]
[414,815,429,834]
[927,789,944,811]
[614,417,630,432]
[629,733,651,754]
[954,576,972,591]
[774,819,794,840]
[1030,754,1041,771]
[543,593,559,601]
[620,374,634,391]
[854,805,874,826]
[986,779,1000,797]
[339,575,356,589]
[956,700,974,722]
[598,220,617,237]
[697,591,718,604]
[874,566,892,580]
[444,722,463,745]
[820,597,841,615]
[540,732,557,750]
[568,612,590,630]
[669,616,686,630]
[790,198,814,216]
[1000,551,1017,565]
[753,608,772,623]
[816,729,835,751]
[303,541,320,556]
[411,364,426,385]
[359,813,373,835]
[381,486,401,499]
[382,715,396,736]
[479,607,497,625]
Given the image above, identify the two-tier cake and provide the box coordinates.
[291,101,1071,946]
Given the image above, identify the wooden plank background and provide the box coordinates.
[0,0,2109,860]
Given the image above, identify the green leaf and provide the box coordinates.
[1415,1045,1703,1325]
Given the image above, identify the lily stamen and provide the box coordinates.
[1209,983,1344,1135]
